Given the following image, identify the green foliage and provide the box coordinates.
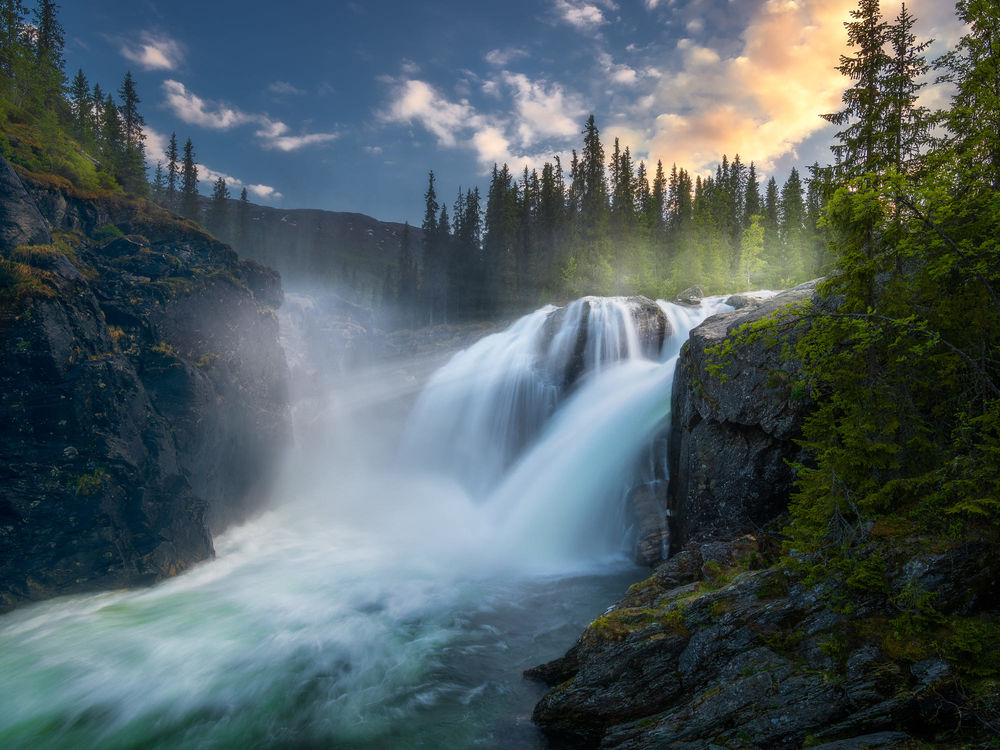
[91,223,124,243]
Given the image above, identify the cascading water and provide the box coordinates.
[0,292,730,749]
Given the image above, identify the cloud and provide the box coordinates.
[597,52,640,87]
[485,47,529,67]
[246,184,282,200]
[267,81,306,96]
[640,0,858,173]
[381,76,576,170]
[363,145,383,155]
[382,79,485,148]
[554,0,612,31]
[120,31,184,71]
[162,79,251,130]
[502,72,586,146]
[161,80,338,151]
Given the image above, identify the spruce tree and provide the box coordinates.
[209,176,229,234]
[166,132,179,208]
[884,3,930,174]
[0,0,28,99]
[935,0,1000,192]
[117,72,147,195]
[68,68,91,142]
[180,137,199,220]
[821,0,890,177]
[32,0,65,112]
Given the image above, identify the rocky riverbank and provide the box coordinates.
[0,158,290,611]
[528,285,1000,748]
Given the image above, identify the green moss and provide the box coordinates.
[75,468,108,496]
[0,102,119,193]
[92,223,124,243]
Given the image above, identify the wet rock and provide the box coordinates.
[0,168,291,611]
[668,280,825,550]
[675,286,703,306]
[528,531,992,749]
[0,156,51,251]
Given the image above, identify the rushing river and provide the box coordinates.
[0,294,730,749]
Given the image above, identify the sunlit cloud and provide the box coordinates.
[381,79,486,148]
[642,0,857,173]
[119,31,184,71]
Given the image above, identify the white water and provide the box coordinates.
[0,294,730,749]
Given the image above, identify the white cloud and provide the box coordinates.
[485,47,529,67]
[161,80,338,151]
[554,0,610,31]
[162,79,250,130]
[120,31,184,71]
[382,79,485,148]
[267,81,306,96]
[247,184,282,200]
[144,126,168,164]
[363,145,383,155]
[381,76,577,170]
[501,72,586,146]
[597,52,640,86]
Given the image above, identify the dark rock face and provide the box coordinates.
[0,160,290,610]
[0,157,51,251]
[528,536,996,749]
[668,281,822,550]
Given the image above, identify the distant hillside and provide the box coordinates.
[200,195,423,308]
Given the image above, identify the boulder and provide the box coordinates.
[675,285,704,306]
[668,280,823,550]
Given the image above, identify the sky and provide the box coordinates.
[61,0,966,225]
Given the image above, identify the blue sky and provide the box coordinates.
[61,0,963,225]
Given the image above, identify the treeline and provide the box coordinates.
[391,118,834,325]
[0,0,151,194]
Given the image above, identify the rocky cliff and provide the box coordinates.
[667,281,821,551]
[0,159,290,611]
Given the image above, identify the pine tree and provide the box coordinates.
[0,0,28,100]
[151,161,165,201]
[68,68,90,142]
[745,162,761,222]
[100,94,124,174]
[117,72,147,194]
[236,187,250,249]
[166,132,179,208]
[180,137,199,220]
[935,0,1000,192]
[651,160,667,234]
[822,0,890,177]
[884,3,930,174]
[32,0,65,112]
[209,176,230,235]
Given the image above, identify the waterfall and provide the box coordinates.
[401,294,732,568]
[0,292,734,750]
